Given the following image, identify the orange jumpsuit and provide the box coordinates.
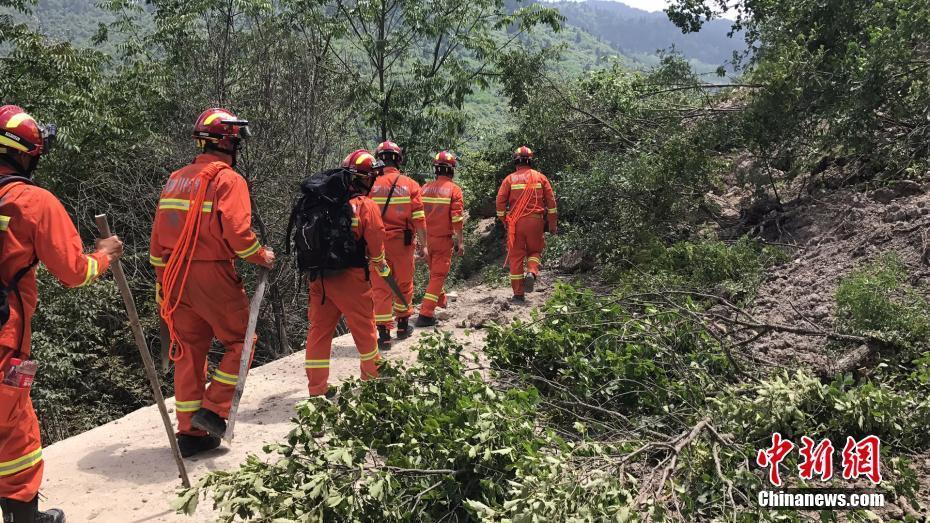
[0,178,111,503]
[420,176,464,318]
[369,167,425,328]
[305,195,387,396]
[149,153,269,436]
[496,165,558,296]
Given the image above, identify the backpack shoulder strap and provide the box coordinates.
[381,173,400,217]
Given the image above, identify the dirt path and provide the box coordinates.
[38,272,557,522]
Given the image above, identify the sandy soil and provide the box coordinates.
[38,271,556,522]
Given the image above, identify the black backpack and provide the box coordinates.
[286,168,368,281]
[0,176,38,334]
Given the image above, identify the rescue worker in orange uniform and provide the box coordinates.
[370,141,426,350]
[496,146,557,302]
[149,108,275,457]
[415,151,465,327]
[304,150,389,396]
[0,105,123,523]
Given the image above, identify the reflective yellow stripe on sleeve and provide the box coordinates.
[0,448,42,477]
[0,215,10,232]
[411,210,425,219]
[235,239,262,259]
[548,208,558,214]
[77,256,99,287]
[496,210,505,217]
[371,250,386,263]
[451,215,464,223]
[149,253,167,267]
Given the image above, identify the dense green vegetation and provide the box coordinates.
[4,0,930,518]
[180,242,927,519]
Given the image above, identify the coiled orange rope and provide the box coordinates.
[159,161,226,362]
[505,169,541,254]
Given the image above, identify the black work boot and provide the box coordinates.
[414,314,437,327]
[396,317,415,339]
[177,433,222,458]
[35,508,65,523]
[378,326,392,352]
[190,408,227,438]
[511,295,526,304]
[524,272,537,293]
[2,495,65,523]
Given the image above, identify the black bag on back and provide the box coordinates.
[286,168,367,281]
[0,175,38,334]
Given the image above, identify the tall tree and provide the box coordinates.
[328,0,562,153]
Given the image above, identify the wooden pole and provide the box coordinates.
[94,214,190,488]
[223,268,269,442]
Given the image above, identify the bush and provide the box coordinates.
[29,269,154,443]
[712,371,930,449]
[835,254,930,349]
[485,284,730,423]
[636,238,787,301]
[177,334,558,521]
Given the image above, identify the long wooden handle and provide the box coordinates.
[224,268,269,442]
[95,214,191,488]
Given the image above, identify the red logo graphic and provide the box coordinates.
[841,435,882,484]
[757,434,881,486]
[756,432,795,487]
[798,436,834,481]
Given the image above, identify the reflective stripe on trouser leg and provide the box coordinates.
[170,297,213,436]
[173,262,251,422]
[306,277,342,396]
[523,216,546,276]
[0,392,43,502]
[371,242,399,328]
[511,216,545,294]
[337,270,380,381]
[307,268,379,394]
[527,256,542,275]
[422,235,453,318]
[388,238,415,319]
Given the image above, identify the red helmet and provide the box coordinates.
[341,149,384,174]
[433,151,457,169]
[193,108,250,154]
[0,105,46,176]
[513,145,534,163]
[375,140,403,163]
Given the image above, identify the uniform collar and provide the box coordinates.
[383,166,401,177]
[516,165,533,172]
[194,152,231,166]
[436,175,453,182]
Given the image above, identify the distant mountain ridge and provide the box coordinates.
[548,0,744,69]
